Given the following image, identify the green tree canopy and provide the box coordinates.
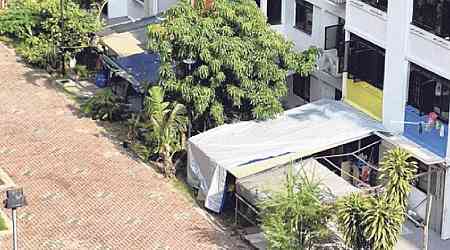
[147,0,319,130]
[0,0,101,67]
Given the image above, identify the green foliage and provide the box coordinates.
[379,148,417,210]
[337,193,403,250]
[336,148,417,250]
[130,142,151,161]
[74,64,90,79]
[259,167,334,250]
[148,0,318,130]
[141,86,188,178]
[0,214,7,231]
[336,193,369,250]
[81,89,123,121]
[363,196,404,250]
[0,0,101,67]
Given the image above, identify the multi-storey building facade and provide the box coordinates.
[257,0,347,108]
[258,0,450,240]
[344,0,450,238]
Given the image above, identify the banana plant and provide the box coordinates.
[142,86,187,178]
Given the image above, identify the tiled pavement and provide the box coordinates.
[0,43,248,249]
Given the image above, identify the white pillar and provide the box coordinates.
[108,0,128,18]
[260,0,268,17]
[144,0,158,16]
[382,0,413,133]
[342,30,350,99]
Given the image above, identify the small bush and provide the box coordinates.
[81,89,123,121]
[0,0,101,67]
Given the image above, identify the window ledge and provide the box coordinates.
[349,0,388,21]
[293,26,312,36]
[410,25,450,51]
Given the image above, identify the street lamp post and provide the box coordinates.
[4,188,27,250]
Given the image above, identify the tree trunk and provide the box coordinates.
[161,152,175,178]
[191,0,214,10]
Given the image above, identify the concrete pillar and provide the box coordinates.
[144,0,158,16]
[342,30,350,99]
[382,0,413,133]
[108,0,128,18]
[260,0,268,17]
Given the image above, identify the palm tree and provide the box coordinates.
[379,148,417,210]
[144,86,187,178]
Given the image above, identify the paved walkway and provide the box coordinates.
[0,43,247,249]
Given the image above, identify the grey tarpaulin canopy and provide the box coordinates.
[236,158,360,207]
[187,99,385,213]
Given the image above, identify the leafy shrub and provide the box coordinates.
[0,0,101,67]
[16,35,56,68]
[73,64,90,79]
[81,89,123,121]
[259,167,334,250]
[336,148,417,250]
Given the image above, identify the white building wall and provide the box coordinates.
[345,0,387,48]
[407,28,450,81]
[108,0,178,19]
[268,0,345,108]
[108,0,128,19]
[158,0,178,13]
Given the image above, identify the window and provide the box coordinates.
[267,0,282,25]
[408,63,450,122]
[347,34,386,90]
[324,19,345,73]
[413,0,450,40]
[295,0,313,35]
[293,74,310,101]
[325,24,344,51]
[360,0,388,12]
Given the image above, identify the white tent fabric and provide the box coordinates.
[187,99,385,213]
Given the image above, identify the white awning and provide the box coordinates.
[189,99,385,179]
[375,131,445,165]
[188,99,384,212]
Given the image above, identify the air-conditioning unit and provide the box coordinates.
[318,50,342,77]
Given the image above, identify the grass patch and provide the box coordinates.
[0,214,8,231]
[171,174,197,203]
[0,36,19,48]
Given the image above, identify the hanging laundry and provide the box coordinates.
[426,112,439,131]
[361,165,371,183]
